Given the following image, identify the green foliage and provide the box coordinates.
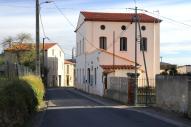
[21,75,45,105]
[0,54,4,65]
[20,49,36,71]
[0,75,45,127]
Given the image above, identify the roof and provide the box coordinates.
[160,62,177,70]
[4,43,32,52]
[81,11,162,23]
[4,43,57,52]
[100,65,135,70]
[41,43,56,50]
[64,60,75,64]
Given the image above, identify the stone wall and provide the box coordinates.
[104,77,135,104]
[156,75,191,117]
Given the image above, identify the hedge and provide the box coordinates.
[0,75,45,127]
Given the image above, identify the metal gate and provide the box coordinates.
[137,79,156,105]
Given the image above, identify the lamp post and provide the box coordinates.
[36,0,53,76]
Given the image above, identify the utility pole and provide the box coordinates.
[134,6,138,105]
[113,31,115,70]
[36,0,40,76]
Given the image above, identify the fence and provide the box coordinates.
[0,62,34,80]
[104,77,156,105]
[137,78,156,105]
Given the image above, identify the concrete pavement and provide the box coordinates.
[37,88,189,127]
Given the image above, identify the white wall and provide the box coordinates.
[76,13,160,96]
[64,63,75,87]
[46,44,65,87]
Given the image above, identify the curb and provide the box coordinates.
[126,108,190,127]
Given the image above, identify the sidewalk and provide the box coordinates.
[72,88,191,127]
[127,107,191,127]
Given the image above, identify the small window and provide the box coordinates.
[88,68,90,84]
[67,65,69,74]
[52,49,54,56]
[94,68,97,85]
[99,37,107,50]
[120,37,127,51]
[121,25,127,30]
[79,40,81,55]
[140,37,147,51]
[100,25,105,30]
[141,26,146,31]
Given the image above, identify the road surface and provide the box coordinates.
[40,88,177,127]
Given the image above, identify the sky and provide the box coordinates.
[0,0,191,65]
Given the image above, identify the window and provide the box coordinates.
[94,68,97,85]
[76,43,79,56]
[121,25,127,30]
[52,49,54,56]
[79,40,81,55]
[67,65,69,74]
[141,25,146,31]
[60,51,61,57]
[140,37,147,51]
[120,37,127,51]
[82,38,84,54]
[99,37,107,50]
[100,25,105,30]
[87,68,90,84]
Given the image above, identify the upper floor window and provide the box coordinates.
[67,65,69,74]
[52,49,54,56]
[120,37,127,51]
[100,25,105,30]
[140,37,147,51]
[121,25,127,30]
[99,37,107,50]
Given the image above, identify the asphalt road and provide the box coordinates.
[40,88,177,127]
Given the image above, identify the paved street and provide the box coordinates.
[40,88,177,127]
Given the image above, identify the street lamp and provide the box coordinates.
[36,0,53,76]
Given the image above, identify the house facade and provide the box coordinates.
[75,11,161,96]
[3,43,65,87]
[64,60,75,87]
[177,65,191,74]
[44,43,65,87]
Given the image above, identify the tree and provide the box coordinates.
[2,33,35,70]
[2,36,14,49]
[0,53,4,65]
[16,33,33,43]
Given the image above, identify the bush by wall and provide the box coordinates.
[0,75,45,127]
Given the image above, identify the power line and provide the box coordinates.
[52,1,99,51]
[39,12,47,38]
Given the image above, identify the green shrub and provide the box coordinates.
[21,75,45,106]
[0,75,45,127]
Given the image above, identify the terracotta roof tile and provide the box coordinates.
[4,43,57,52]
[41,43,56,50]
[65,60,75,64]
[81,11,161,23]
[4,43,33,52]
[100,65,135,70]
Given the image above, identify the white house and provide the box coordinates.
[75,11,161,96]
[64,60,75,87]
[44,43,65,87]
[177,65,191,74]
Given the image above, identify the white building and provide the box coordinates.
[64,60,75,87]
[177,65,191,74]
[44,43,65,87]
[75,11,161,96]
